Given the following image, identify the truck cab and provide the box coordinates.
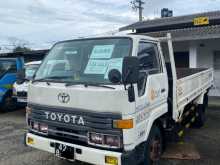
[25,34,213,165]
[0,57,24,111]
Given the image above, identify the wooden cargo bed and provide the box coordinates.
[176,68,208,79]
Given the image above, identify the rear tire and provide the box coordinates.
[193,94,208,128]
[143,125,163,165]
[193,104,206,128]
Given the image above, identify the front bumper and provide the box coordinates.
[15,96,27,103]
[26,133,127,165]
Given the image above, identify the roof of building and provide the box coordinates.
[120,10,220,41]
[143,25,220,41]
[120,10,220,31]
[0,49,48,62]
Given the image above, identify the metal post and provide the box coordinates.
[131,0,145,21]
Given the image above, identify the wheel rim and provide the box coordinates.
[149,137,161,161]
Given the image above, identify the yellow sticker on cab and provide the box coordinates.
[193,17,209,26]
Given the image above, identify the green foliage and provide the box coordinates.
[13,46,31,53]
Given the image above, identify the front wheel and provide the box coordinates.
[143,125,163,165]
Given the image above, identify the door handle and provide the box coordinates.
[161,88,166,93]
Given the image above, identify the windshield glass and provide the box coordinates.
[25,64,40,79]
[35,38,132,84]
[0,60,16,76]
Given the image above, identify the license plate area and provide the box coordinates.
[55,143,75,161]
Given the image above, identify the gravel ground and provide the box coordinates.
[0,107,219,165]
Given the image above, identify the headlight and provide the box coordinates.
[30,121,48,135]
[39,123,48,134]
[33,122,39,130]
[105,135,120,147]
[88,132,121,148]
[89,132,104,145]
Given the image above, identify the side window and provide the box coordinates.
[137,42,161,97]
[138,42,160,73]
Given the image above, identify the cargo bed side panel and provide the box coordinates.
[175,69,213,120]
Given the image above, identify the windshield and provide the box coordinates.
[35,38,132,84]
[25,64,40,79]
[0,60,17,76]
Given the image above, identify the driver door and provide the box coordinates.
[135,41,168,113]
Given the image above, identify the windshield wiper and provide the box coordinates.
[32,78,51,84]
[65,82,115,89]
[32,76,70,84]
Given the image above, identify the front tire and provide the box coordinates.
[143,125,163,165]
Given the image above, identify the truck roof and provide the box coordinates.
[56,34,159,44]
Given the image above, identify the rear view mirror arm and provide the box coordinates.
[123,69,132,90]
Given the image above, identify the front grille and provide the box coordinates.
[28,104,122,147]
[17,91,27,97]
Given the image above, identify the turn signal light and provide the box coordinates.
[105,156,118,165]
[113,119,133,129]
[27,137,34,145]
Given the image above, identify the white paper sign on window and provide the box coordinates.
[90,45,115,59]
[104,58,123,79]
[84,59,109,74]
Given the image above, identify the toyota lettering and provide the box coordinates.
[44,112,85,126]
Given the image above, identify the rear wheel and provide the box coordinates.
[193,94,208,128]
[193,104,206,128]
[143,125,163,165]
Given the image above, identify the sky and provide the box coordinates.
[0,0,220,52]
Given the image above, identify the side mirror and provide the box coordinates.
[16,69,25,84]
[108,69,122,84]
[122,56,139,85]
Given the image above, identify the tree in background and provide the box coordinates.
[7,37,31,53]
[12,46,31,53]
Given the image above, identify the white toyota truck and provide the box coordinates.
[24,33,213,165]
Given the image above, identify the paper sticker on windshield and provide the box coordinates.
[104,58,123,79]
[90,45,114,59]
[84,60,109,74]
[64,50,78,55]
